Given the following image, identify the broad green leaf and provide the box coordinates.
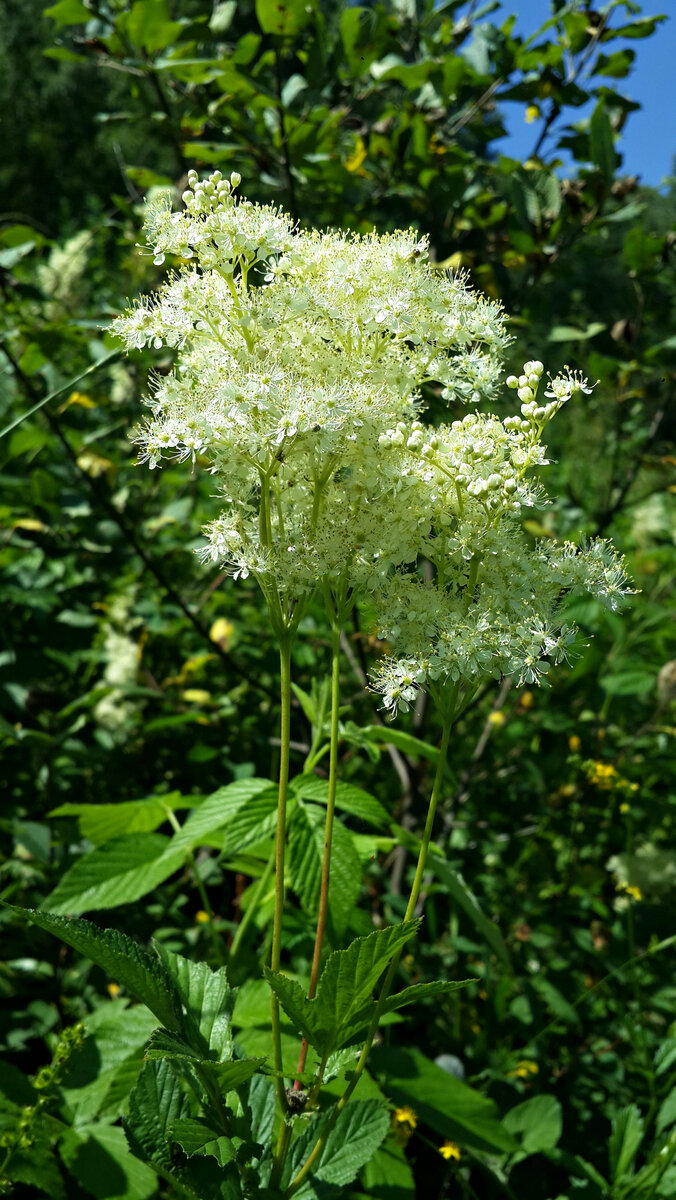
[3,1139,65,1199]
[59,1123,157,1200]
[283,1099,390,1193]
[360,724,440,763]
[246,1073,276,1147]
[62,1000,158,1123]
[145,1029,265,1090]
[288,801,362,931]
[609,1105,644,1183]
[117,0,183,54]
[361,1136,415,1199]
[41,834,185,915]
[43,0,91,25]
[172,779,276,854]
[153,945,236,1058]
[124,1059,189,1173]
[255,0,313,38]
[589,102,616,184]
[49,793,190,845]
[265,921,419,1055]
[428,856,511,969]
[293,777,390,829]
[170,1119,236,1166]
[13,908,182,1032]
[502,1095,562,1156]
[371,1046,518,1155]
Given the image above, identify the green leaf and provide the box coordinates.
[428,856,511,969]
[124,1059,189,1173]
[62,1001,158,1123]
[362,1136,415,1199]
[12,908,182,1032]
[43,0,91,25]
[170,1119,236,1166]
[49,793,190,845]
[371,1046,518,1155]
[589,102,616,184]
[265,921,419,1056]
[283,1099,390,1192]
[657,1087,676,1134]
[173,779,277,854]
[255,0,313,38]
[117,0,183,54]
[293,776,390,828]
[145,1030,265,1089]
[360,724,440,762]
[502,1095,562,1156]
[59,1123,158,1200]
[609,1105,644,1183]
[40,834,185,915]
[288,801,362,931]
[346,979,475,1042]
[153,945,236,1058]
[3,1140,66,1199]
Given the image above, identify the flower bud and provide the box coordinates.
[506,375,519,389]
[518,386,533,402]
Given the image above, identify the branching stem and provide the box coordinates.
[285,710,455,1196]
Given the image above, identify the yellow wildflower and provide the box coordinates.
[586,761,619,790]
[616,883,642,902]
[488,710,506,728]
[440,1140,461,1161]
[619,802,630,814]
[568,734,581,752]
[195,910,211,924]
[508,1059,539,1079]
[525,104,540,125]
[107,982,120,998]
[210,618,235,647]
[520,691,534,709]
[393,1106,417,1130]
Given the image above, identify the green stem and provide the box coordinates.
[295,623,342,1083]
[271,637,293,1124]
[286,713,454,1197]
[228,849,275,962]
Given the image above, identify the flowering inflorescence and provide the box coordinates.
[111,170,630,691]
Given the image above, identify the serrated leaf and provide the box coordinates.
[13,908,182,1032]
[362,1136,415,1198]
[265,921,419,1055]
[153,946,236,1059]
[283,1099,389,1193]
[371,1046,518,1155]
[171,1118,236,1165]
[288,801,362,932]
[293,777,390,829]
[502,1095,562,1156]
[344,979,474,1043]
[428,856,511,969]
[125,1058,190,1172]
[41,834,185,915]
[246,1073,276,1147]
[172,779,277,855]
[609,1104,644,1182]
[145,1029,265,1090]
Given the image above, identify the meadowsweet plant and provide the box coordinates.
[17,173,631,1198]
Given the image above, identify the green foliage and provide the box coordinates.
[1,0,675,1197]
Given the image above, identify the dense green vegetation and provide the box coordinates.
[1,2,675,1197]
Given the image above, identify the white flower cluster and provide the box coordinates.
[111,172,630,694]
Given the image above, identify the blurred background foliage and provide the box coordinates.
[1,1,675,1197]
